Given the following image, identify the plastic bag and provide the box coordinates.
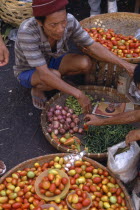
[135,29,140,40]
[129,81,140,101]
[64,150,87,171]
[132,178,140,210]
[107,141,140,183]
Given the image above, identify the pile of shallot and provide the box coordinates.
[47,105,83,135]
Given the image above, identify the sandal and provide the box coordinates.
[32,95,47,110]
[0,161,6,176]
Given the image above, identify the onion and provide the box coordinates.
[72,114,78,119]
[55,105,61,110]
[49,107,55,112]
[57,115,63,120]
[54,129,59,135]
[55,110,61,116]
[66,117,72,123]
[59,128,65,134]
[69,129,74,134]
[74,118,80,124]
[64,106,69,111]
[47,128,52,133]
[53,117,58,121]
[63,124,68,130]
[73,127,79,133]
[48,123,53,128]
[62,110,67,115]
[65,123,70,130]
[47,111,53,117]
[62,115,66,119]
[48,117,53,122]
[53,121,60,129]
[59,123,63,128]
[60,118,65,124]
[78,128,83,134]
[66,113,71,117]
[70,122,76,128]
[68,109,74,114]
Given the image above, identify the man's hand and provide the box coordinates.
[0,41,9,66]
[125,129,140,146]
[124,63,137,77]
[84,114,103,126]
[77,92,92,114]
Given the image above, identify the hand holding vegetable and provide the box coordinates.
[125,129,140,146]
[77,92,92,114]
[84,114,104,126]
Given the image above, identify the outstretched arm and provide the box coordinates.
[85,42,137,76]
[125,129,140,145]
[0,35,9,66]
[85,110,140,126]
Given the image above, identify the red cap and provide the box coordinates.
[32,0,69,17]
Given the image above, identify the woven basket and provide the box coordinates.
[0,153,134,210]
[41,85,129,160]
[0,0,32,27]
[80,12,140,63]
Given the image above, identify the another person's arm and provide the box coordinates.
[85,110,140,126]
[0,35,9,66]
[125,129,140,145]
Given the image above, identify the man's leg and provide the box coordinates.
[59,53,93,76]
[88,0,101,16]
[108,0,118,13]
[31,70,61,109]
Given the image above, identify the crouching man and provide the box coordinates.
[13,0,136,111]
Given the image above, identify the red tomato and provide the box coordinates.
[93,177,102,184]
[82,198,91,207]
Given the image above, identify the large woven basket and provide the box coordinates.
[0,153,134,210]
[41,85,129,160]
[0,0,32,27]
[80,12,140,63]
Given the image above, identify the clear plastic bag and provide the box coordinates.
[134,29,140,40]
[64,150,87,171]
[132,178,140,210]
[107,141,140,183]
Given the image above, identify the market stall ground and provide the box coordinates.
[0,0,139,173]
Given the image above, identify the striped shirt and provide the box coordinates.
[13,13,94,77]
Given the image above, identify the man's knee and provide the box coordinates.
[80,56,92,74]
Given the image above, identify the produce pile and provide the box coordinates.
[84,27,140,59]
[83,124,134,153]
[47,105,83,136]
[0,156,129,210]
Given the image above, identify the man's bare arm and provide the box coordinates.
[85,42,137,76]
[85,110,140,126]
[36,65,91,113]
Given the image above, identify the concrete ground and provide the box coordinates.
[0,0,139,173]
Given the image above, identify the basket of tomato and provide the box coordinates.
[80,12,140,87]
[0,153,134,210]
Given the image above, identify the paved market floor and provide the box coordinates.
[0,0,139,173]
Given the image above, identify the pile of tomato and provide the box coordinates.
[0,156,129,210]
[84,27,140,59]
[39,170,69,197]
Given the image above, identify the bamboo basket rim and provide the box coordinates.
[0,0,32,27]
[80,12,140,64]
[41,85,129,160]
[0,153,134,210]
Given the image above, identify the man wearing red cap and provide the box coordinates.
[14,0,136,111]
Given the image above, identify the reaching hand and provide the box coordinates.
[0,41,9,66]
[125,129,140,146]
[125,63,137,77]
[84,114,103,126]
[77,92,92,114]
